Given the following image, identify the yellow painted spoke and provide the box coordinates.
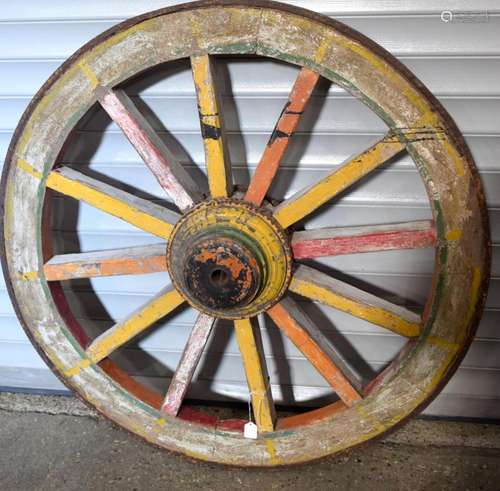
[289,264,421,337]
[234,318,276,432]
[191,55,232,198]
[44,244,167,281]
[273,132,405,228]
[86,285,184,363]
[46,166,180,239]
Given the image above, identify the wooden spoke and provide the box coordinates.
[273,132,405,228]
[161,313,216,416]
[234,318,276,432]
[96,86,202,211]
[292,220,436,259]
[245,67,320,205]
[86,285,184,364]
[44,244,167,281]
[289,264,421,337]
[268,297,362,406]
[191,55,233,198]
[46,167,180,239]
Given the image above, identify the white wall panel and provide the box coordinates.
[0,1,499,419]
[1,15,499,59]
[2,58,500,97]
[2,95,500,134]
[1,1,498,21]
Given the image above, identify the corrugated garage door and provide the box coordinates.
[0,1,499,419]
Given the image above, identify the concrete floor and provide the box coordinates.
[0,392,499,490]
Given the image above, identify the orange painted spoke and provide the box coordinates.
[273,132,405,228]
[234,318,276,432]
[292,220,436,259]
[46,166,180,239]
[245,67,320,205]
[191,55,232,198]
[268,298,361,406]
[85,285,184,363]
[289,264,421,337]
[97,87,202,211]
[44,244,167,281]
[161,313,216,416]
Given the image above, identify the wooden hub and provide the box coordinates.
[167,199,292,318]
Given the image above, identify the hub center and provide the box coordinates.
[183,235,262,309]
[210,268,229,287]
[166,199,292,319]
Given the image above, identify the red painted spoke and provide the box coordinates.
[268,297,362,406]
[290,264,422,338]
[44,244,167,281]
[292,220,436,259]
[273,132,406,228]
[245,67,320,205]
[97,87,202,211]
[161,313,216,416]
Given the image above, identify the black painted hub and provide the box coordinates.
[183,235,262,309]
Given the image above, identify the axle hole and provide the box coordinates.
[210,268,229,287]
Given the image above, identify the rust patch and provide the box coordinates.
[184,236,261,309]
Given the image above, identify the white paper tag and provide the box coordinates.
[243,421,258,439]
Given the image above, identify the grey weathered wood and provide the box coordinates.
[161,313,215,416]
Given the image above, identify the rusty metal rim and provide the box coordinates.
[0,0,491,466]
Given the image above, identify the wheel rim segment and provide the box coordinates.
[1,0,490,466]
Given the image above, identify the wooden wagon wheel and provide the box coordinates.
[1,0,490,466]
